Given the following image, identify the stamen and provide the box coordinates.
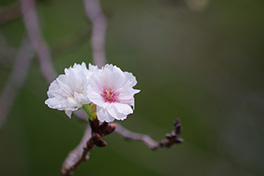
[102,88,119,102]
[70,92,75,99]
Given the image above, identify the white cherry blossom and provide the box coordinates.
[87,64,140,122]
[45,63,98,118]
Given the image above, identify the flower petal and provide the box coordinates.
[107,104,127,121]
[65,110,72,118]
[87,85,108,108]
[97,106,115,122]
[124,72,137,87]
[83,64,140,122]
[89,63,99,72]
[114,103,133,115]
[45,62,93,117]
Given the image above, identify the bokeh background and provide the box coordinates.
[1,0,264,175]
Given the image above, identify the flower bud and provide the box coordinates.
[103,123,117,135]
[94,139,107,147]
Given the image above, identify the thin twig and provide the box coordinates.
[115,123,159,149]
[115,119,183,150]
[62,120,116,176]
[84,0,107,67]
[21,0,57,83]
[0,38,34,127]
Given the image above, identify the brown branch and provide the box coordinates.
[21,0,57,83]
[115,123,159,149]
[0,38,34,127]
[115,119,183,150]
[62,120,116,176]
[84,0,107,67]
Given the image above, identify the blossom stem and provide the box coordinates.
[83,104,94,120]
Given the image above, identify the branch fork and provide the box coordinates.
[61,119,117,176]
[116,118,183,150]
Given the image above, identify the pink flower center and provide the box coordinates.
[70,92,75,99]
[102,88,119,103]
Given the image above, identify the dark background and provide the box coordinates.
[1,0,264,175]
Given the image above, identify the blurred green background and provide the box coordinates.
[1,0,264,175]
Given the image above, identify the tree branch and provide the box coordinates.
[115,123,159,149]
[84,0,107,67]
[0,38,34,127]
[115,119,183,150]
[61,120,116,176]
[21,0,57,83]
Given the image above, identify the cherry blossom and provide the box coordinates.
[87,64,140,122]
[45,63,98,118]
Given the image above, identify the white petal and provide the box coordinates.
[97,106,115,122]
[82,64,140,122]
[101,64,127,90]
[45,62,92,117]
[81,62,87,69]
[124,72,137,87]
[86,85,108,108]
[89,63,99,72]
[117,97,135,109]
[107,104,127,121]
[114,103,133,115]
[65,110,72,118]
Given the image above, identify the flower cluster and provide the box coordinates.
[45,63,140,122]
